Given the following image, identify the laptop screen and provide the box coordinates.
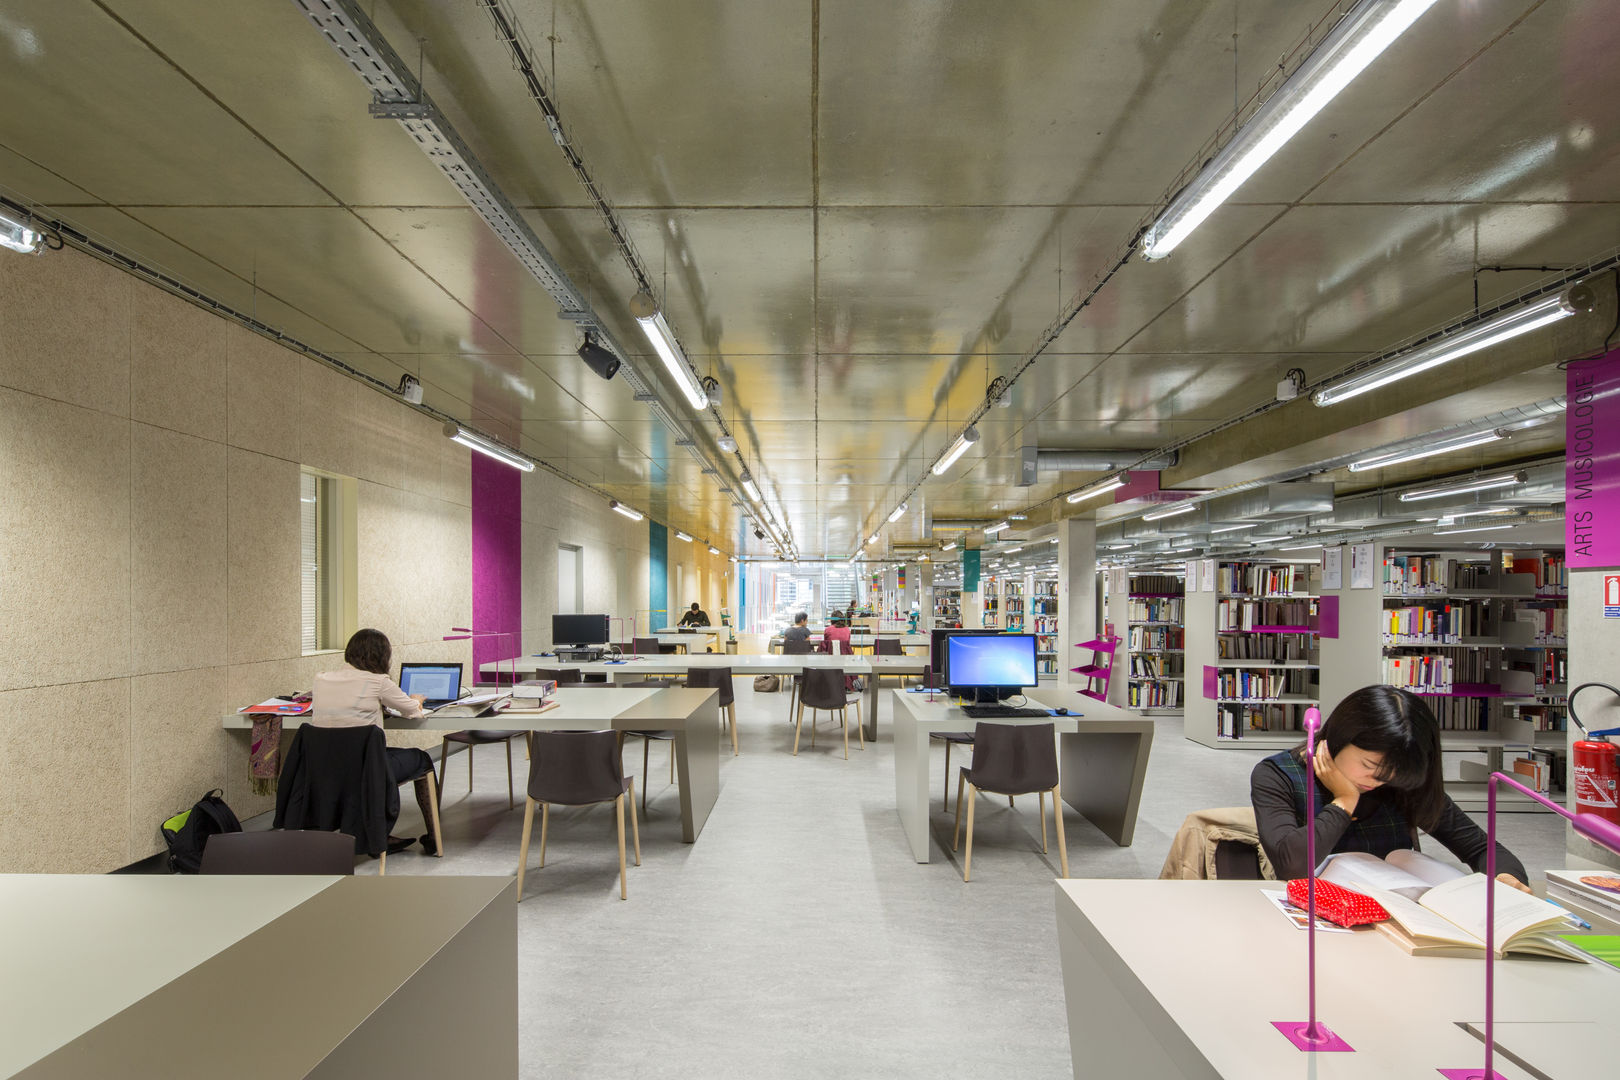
[398,663,463,703]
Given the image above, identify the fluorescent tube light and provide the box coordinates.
[1397,472,1526,502]
[1142,502,1198,522]
[1141,0,1439,260]
[708,545,721,555]
[1003,546,1022,555]
[1315,285,1592,406]
[941,541,958,551]
[868,533,880,546]
[1279,543,1324,551]
[729,555,738,563]
[1049,537,1060,544]
[1066,472,1127,504]
[983,520,1010,535]
[1348,429,1508,471]
[1210,523,1259,534]
[1416,508,1513,522]
[442,422,535,472]
[887,502,909,523]
[673,531,693,542]
[0,209,44,254]
[932,426,981,475]
[609,500,643,521]
[741,476,761,502]
[629,291,708,410]
[1432,524,1517,536]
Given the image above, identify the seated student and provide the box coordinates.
[678,602,710,628]
[782,611,812,647]
[820,615,852,655]
[1250,685,1529,890]
[310,628,440,855]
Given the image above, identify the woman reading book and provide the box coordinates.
[1250,685,1530,891]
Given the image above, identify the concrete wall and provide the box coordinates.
[0,247,725,871]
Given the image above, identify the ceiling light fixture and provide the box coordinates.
[1140,0,1440,260]
[1066,472,1128,505]
[1002,546,1022,554]
[868,533,880,546]
[708,544,721,555]
[887,502,909,523]
[609,500,644,521]
[1049,537,1060,544]
[576,333,621,381]
[933,426,981,475]
[1209,522,1259,534]
[1432,523,1517,536]
[983,520,1010,535]
[442,422,535,472]
[1315,285,1593,406]
[1415,508,1514,523]
[0,208,44,254]
[1278,542,1324,551]
[629,291,708,410]
[717,434,737,453]
[729,555,738,563]
[941,541,958,552]
[1348,428,1509,472]
[673,530,693,542]
[741,475,761,502]
[1142,502,1198,522]
[1397,471,1527,503]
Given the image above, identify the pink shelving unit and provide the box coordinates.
[1072,635,1120,703]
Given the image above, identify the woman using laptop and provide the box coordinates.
[1250,685,1528,890]
[310,628,439,855]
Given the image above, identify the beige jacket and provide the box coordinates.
[1158,806,1276,880]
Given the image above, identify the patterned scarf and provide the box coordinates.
[249,714,282,797]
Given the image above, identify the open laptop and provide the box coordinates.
[398,662,464,708]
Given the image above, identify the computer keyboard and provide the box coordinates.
[960,705,1051,719]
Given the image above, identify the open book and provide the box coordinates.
[1320,850,1584,960]
[425,691,511,718]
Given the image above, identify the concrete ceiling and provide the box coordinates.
[2,0,1615,558]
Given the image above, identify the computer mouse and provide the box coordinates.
[1052,707,1069,715]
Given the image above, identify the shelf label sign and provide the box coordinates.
[1605,574,1620,618]
[1567,349,1620,569]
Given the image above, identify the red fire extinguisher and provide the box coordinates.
[1569,683,1620,826]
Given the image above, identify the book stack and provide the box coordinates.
[1216,598,1314,631]
[1216,562,1306,596]
[1129,625,1184,651]
[1128,597,1184,623]
[1545,870,1620,926]
[1511,553,1567,597]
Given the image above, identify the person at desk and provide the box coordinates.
[678,602,710,628]
[309,628,439,855]
[819,617,852,654]
[1250,685,1530,890]
[782,611,812,647]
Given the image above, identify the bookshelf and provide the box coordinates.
[1003,578,1026,632]
[932,586,961,628]
[1185,560,1322,749]
[1126,573,1184,714]
[1319,544,1568,813]
[982,575,1000,629]
[1033,578,1060,680]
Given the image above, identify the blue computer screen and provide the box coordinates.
[946,634,1036,689]
[399,664,462,702]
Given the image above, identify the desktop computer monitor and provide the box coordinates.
[929,627,1001,685]
[946,634,1037,703]
[552,613,609,647]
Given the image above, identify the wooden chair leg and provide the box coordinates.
[505,738,515,810]
[424,770,444,858]
[1009,795,1015,809]
[517,798,535,900]
[669,743,675,784]
[468,741,474,793]
[437,737,450,806]
[538,802,550,868]
[642,738,651,813]
[729,704,739,756]
[943,741,951,810]
[841,707,849,760]
[1039,790,1048,853]
[963,783,977,882]
[811,708,817,748]
[615,793,628,900]
[628,778,641,865]
[1052,784,1068,878]
[853,701,865,749]
[952,772,966,850]
[793,702,804,755]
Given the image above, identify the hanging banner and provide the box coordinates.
[1567,348,1620,568]
[962,549,981,592]
[898,566,906,589]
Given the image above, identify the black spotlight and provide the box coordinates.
[754,528,766,540]
[577,334,620,381]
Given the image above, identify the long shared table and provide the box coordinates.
[892,687,1154,863]
[481,653,927,741]
[2,875,515,1079]
[224,686,722,843]
[1056,878,1620,1080]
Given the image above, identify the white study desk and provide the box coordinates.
[1054,879,1620,1080]
[2,874,515,1079]
[482,653,929,741]
[224,687,722,842]
[892,686,1154,863]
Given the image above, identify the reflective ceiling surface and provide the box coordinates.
[2,0,1616,557]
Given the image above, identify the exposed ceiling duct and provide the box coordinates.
[1019,446,1178,486]
[1201,482,1336,525]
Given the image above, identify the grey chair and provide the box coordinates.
[438,728,524,810]
[952,723,1067,881]
[631,636,663,655]
[516,730,641,901]
[793,667,864,758]
[200,830,355,875]
[684,667,737,755]
[781,637,814,720]
[618,678,678,814]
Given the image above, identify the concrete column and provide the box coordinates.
[1567,568,1620,869]
[1056,518,1098,686]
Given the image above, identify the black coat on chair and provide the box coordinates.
[273,725,399,857]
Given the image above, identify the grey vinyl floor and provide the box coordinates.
[356,685,1572,1080]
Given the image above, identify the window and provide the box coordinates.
[300,469,357,653]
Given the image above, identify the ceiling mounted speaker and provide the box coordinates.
[577,335,621,381]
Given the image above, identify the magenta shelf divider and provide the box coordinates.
[1317,595,1339,639]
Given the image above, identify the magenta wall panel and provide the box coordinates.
[471,455,522,672]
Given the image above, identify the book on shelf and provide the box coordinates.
[1216,635,1310,661]
[1319,851,1585,961]
[1215,562,1308,596]
[1128,574,1184,595]
[1216,703,1300,736]
[1510,553,1567,596]
[1129,625,1184,651]
[1128,597,1184,623]
[1211,670,1307,700]
[1216,598,1315,631]
[1128,681,1182,708]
